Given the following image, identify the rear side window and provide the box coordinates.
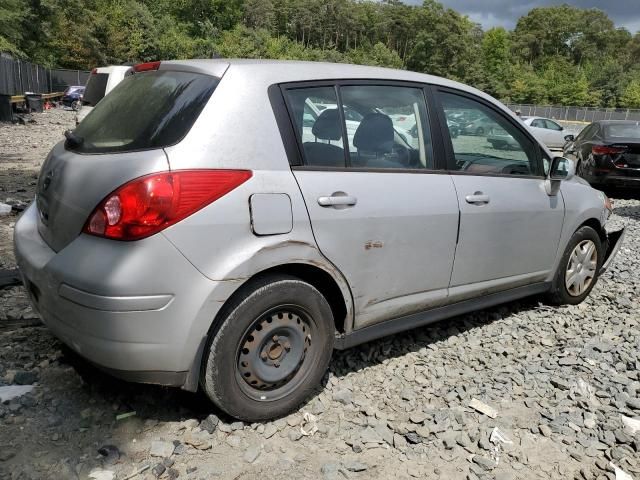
[71,71,218,154]
[82,73,109,107]
[286,86,346,168]
[284,84,433,169]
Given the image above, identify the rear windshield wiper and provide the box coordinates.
[64,130,84,149]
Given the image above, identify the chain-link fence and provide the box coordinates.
[0,53,89,95]
[506,104,640,123]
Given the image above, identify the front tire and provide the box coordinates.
[547,226,603,305]
[201,274,334,421]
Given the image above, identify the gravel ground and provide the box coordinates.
[1,109,639,480]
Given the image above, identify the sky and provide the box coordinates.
[405,1,640,34]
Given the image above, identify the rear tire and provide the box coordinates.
[201,274,334,421]
[546,226,603,305]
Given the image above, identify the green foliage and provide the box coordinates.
[1,0,639,108]
[621,79,640,108]
[0,0,27,55]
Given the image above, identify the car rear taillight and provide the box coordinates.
[91,68,97,74]
[84,170,252,241]
[133,61,161,73]
[592,145,626,155]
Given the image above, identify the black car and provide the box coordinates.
[62,86,85,111]
[564,120,640,188]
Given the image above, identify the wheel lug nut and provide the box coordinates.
[272,335,279,342]
[274,362,280,368]
[260,352,268,360]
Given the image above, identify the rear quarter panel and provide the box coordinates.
[161,69,354,334]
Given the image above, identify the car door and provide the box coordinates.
[543,119,566,148]
[434,90,565,301]
[529,118,554,147]
[283,83,459,329]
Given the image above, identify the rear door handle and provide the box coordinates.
[317,195,357,207]
[465,192,490,205]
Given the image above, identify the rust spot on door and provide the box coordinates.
[364,241,384,250]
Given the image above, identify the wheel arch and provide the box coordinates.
[183,261,352,392]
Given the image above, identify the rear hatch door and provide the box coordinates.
[36,66,220,252]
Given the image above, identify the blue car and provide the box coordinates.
[62,86,85,110]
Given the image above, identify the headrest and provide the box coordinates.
[353,113,394,153]
[312,109,342,141]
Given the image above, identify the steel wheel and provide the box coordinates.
[236,305,315,401]
[565,239,597,296]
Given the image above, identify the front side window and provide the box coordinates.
[284,84,433,170]
[544,119,563,131]
[531,119,545,128]
[439,92,540,176]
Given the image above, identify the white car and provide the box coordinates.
[76,65,132,124]
[521,116,566,149]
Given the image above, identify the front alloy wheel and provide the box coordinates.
[547,225,603,305]
[565,239,597,296]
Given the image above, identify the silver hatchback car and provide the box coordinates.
[14,60,625,421]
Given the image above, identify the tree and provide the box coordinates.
[243,0,275,30]
[0,0,27,54]
[482,27,512,98]
[621,79,640,108]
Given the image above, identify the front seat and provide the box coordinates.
[352,113,398,168]
[302,109,345,167]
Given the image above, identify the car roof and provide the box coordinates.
[523,116,558,122]
[159,59,499,105]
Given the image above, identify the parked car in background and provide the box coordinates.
[460,114,494,136]
[76,65,131,124]
[61,86,85,111]
[564,120,640,188]
[15,60,624,422]
[521,116,566,149]
[487,127,520,150]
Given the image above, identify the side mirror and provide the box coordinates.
[564,134,575,142]
[550,156,574,181]
[545,156,574,196]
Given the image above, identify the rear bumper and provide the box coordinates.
[13,203,231,389]
[589,166,640,187]
[600,227,625,275]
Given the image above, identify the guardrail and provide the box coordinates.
[9,92,65,104]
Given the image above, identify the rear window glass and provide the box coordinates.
[605,123,640,138]
[71,71,218,154]
[82,73,109,106]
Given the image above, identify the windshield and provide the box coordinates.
[71,71,218,154]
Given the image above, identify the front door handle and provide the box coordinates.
[465,192,490,205]
[317,194,357,207]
